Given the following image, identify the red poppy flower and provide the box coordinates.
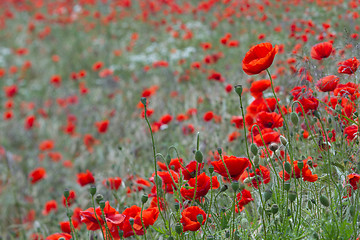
[45,233,72,240]
[24,115,36,130]
[59,221,78,234]
[310,42,333,60]
[315,75,339,92]
[253,128,280,146]
[118,205,144,238]
[80,201,125,231]
[230,116,244,129]
[157,158,183,172]
[42,200,58,215]
[344,125,358,141]
[242,42,278,75]
[256,111,283,129]
[348,173,360,190]
[95,120,109,134]
[103,177,122,190]
[182,161,204,180]
[133,207,159,231]
[203,111,214,122]
[279,160,318,182]
[250,79,271,98]
[3,85,18,98]
[180,206,206,232]
[83,134,100,153]
[29,167,46,184]
[236,189,254,212]
[180,172,219,200]
[240,165,271,189]
[211,155,249,180]
[160,114,173,125]
[334,82,359,100]
[62,190,76,206]
[151,170,179,194]
[338,57,360,74]
[39,139,54,151]
[77,170,95,186]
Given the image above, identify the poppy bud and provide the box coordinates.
[174,202,180,211]
[95,194,103,204]
[64,189,70,199]
[284,162,292,174]
[264,189,273,202]
[197,214,204,224]
[231,181,239,192]
[140,97,147,107]
[328,131,333,139]
[118,230,124,238]
[207,236,215,240]
[129,218,134,225]
[313,110,321,119]
[269,143,278,152]
[175,223,183,234]
[99,200,105,209]
[290,112,299,126]
[195,150,203,163]
[67,209,73,218]
[250,143,258,155]
[350,205,356,217]
[141,194,148,204]
[240,218,249,229]
[217,148,222,155]
[234,85,243,96]
[253,155,260,166]
[209,165,214,174]
[271,204,279,214]
[89,185,96,196]
[59,238,65,240]
[284,182,290,191]
[297,160,304,170]
[288,191,297,202]
[166,155,171,165]
[280,136,288,146]
[220,185,228,192]
[328,116,332,124]
[308,200,313,210]
[307,159,313,168]
[225,230,230,238]
[168,237,174,240]
[319,195,329,207]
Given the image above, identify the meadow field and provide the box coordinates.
[1,0,360,239]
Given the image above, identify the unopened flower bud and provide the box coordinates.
[290,112,299,126]
[264,189,273,202]
[175,223,183,234]
[174,202,180,211]
[297,160,304,170]
[217,148,222,155]
[195,150,203,163]
[129,218,134,225]
[220,184,228,192]
[240,218,249,229]
[280,135,288,146]
[250,143,258,156]
[313,110,321,119]
[284,162,292,174]
[284,182,290,191]
[319,195,329,207]
[166,155,171,165]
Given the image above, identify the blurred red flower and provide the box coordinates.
[29,167,46,184]
[77,170,95,186]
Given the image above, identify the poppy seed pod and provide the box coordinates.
[271,204,279,214]
[140,97,147,107]
[269,143,278,152]
[209,165,214,174]
[141,194,148,204]
[63,189,70,199]
[99,200,105,209]
[231,181,239,191]
[234,85,243,96]
[95,194,103,204]
[89,185,96,196]
[288,191,297,202]
[284,182,291,191]
[241,218,249,229]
